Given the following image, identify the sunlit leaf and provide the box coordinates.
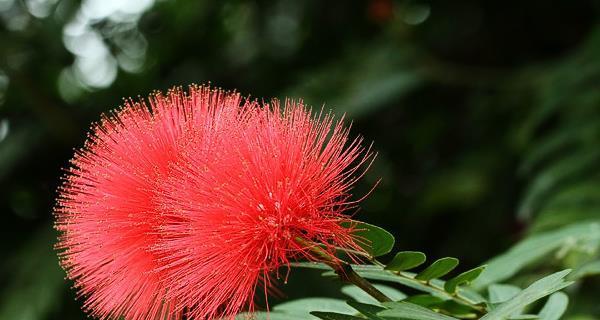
[480,270,573,320]
[509,315,538,319]
[569,259,600,279]
[488,284,521,304]
[473,221,600,289]
[538,292,568,320]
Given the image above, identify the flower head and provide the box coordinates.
[55,85,373,320]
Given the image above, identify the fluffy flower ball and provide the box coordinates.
[55,85,373,320]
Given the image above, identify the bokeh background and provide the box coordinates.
[1,0,599,319]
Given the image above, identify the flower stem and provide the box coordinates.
[335,263,393,303]
[366,257,484,312]
[295,237,393,303]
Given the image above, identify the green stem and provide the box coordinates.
[295,237,393,303]
[405,274,486,313]
[368,259,486,313]
[363,255,485,313]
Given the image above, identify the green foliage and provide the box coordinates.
[236,298,356,320]
[290,222,578,320]
[281,264,573,319]
[444,266,487,294]
[481,271,572,320]
[1,0,598,319]
[385,251,427,272]
[342,220,395,258]
[538,292,569,320]
[473,222,600,289]
[415,257,459,281]
[311,311,364,320]
[341,285,406,304]
[346,301,386,320]
[488,285,522,304]
[570,260,600,279]
[378,302,459,320]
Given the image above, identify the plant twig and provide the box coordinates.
[295,237,393,303]
[370,259,486,313]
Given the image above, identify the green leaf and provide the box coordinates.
[404,295,445,308]
[517,148,600,220]
[480,270,573,320]
[509,315,539,319]
[310,311,365,320]
[569,260,600,279]
[346,301,386,320]
[436,300,480,318]
[342,220,395,257]
[385,251,427,271]
[473,221,600,289]
[444,265,486,294]
[235,311,306,320]
[429,278,487,305]
[538,292,568,320]
[292,262,485,305]
[341,284,406,304]
[336,268,447,297]
[519,121,600,175]
[415,257,459,281]
[488,284,522,304]
[378,301,459,320]
[274,298,356,316]
[237,298,358,320]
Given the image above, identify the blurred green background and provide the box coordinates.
[1,0,599,319]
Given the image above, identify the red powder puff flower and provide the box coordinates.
[55,86,252,320]
[155,99,373,319]
[55,85,373,320]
